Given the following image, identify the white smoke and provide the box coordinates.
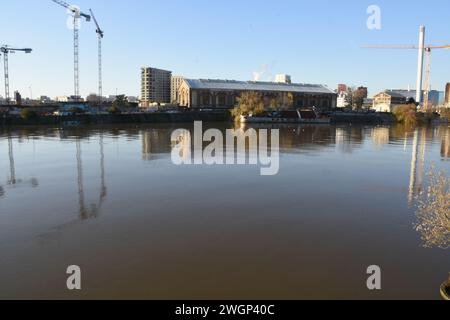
[252,64,274,82]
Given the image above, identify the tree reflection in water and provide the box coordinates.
[414,167,450,249]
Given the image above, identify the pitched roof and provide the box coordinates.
[183,79,335,95]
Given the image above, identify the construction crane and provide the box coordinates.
[51,0,90,100]
[0,46,32,104]
[89,9,104,99]
[364,26,450,111]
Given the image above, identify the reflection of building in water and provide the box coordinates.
[335,126,364,153]
[142,130,172,160]
[408,128,427,204]
[372,127,390,147]
[441,128,450,159]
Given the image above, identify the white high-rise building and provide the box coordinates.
[140,67,172,106]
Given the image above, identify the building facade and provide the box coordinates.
[336,92,349,108]
[178,79,336,111]
[171,76,184,104]
[372,92,409,112]
[140,67,172,106]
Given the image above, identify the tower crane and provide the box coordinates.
[364,43,450,111]
[50,0,90,100]
[0,46,32,104]
[89,9,104,99]
[364,26,450,111]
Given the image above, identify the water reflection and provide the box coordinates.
[0,123,449,299]
[442,127,450,159]
[335,126,364,153]
[372,127,390,147]
[75,135,108,220]
[0,134,39,198]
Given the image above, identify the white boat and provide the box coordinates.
[240,109,330,124]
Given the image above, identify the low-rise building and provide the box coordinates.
[178,79,336,111]
[336,92,349,108]
[372,91,409,112]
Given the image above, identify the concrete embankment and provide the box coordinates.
[1,111,232,127]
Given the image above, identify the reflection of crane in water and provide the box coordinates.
[1,134,39,198]
[408,128,427,204]
[75,134,107,219]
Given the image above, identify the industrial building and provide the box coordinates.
[140,67,172,107]
[178,79,336,110]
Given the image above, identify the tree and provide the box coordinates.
[344,88,353,108]
[352,87,368,110]
[231,91,265,119]
[286,92,295,109]
[112,95,130,110]
[20,108,38,120]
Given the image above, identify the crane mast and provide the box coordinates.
[0,46,32,104]
[90,9,104,99]
[364,28,450,111]
[51,0,90,100]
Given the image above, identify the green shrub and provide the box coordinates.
[393,104,417,126]
[440,108,450,121]
[108,106,121,114]
[20,108,38,120]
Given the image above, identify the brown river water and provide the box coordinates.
[0,123,448,299]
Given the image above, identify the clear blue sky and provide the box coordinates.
[1,0,450,98]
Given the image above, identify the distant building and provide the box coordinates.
[336,92,349,108]
[362,98,374,110]
[446,83,450,105]
[171,76,184,104]
[372,91,409,112]
[386,89,443,107]
[14,91,22,105]
[337,84,348,94]
[178,79,336,111]
[55,96,81,103]
[127,96,139,103]
[275,74,292,84]
[140,67,172,107]
[40,96,52,104]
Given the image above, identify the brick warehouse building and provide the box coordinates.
[178,79,337,111]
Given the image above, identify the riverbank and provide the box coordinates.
[0,110,430,127]
[0,111,231,127]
